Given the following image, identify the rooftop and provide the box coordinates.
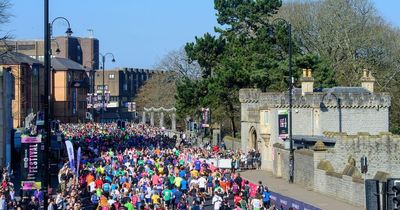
[0,51,42,65]
[292,135,336,149]
[51,57,85,71]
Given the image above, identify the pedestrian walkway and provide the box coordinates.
[240,170,361,210]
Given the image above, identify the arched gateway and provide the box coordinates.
[248,126,258,150]
[142,107,176,131]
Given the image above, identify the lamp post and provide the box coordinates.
[270,18,294,184]
[43,1,50,209]
[43,1,73,207]
[99,53,115,124]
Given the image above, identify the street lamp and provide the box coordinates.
[100,53,115,124]
[270,18,294,184]
[49,16,73,123]
[50,16,73,37]
[43,3,73,207]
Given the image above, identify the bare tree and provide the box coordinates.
[278,0,400,132]
[0,0,12,55]
[154,47,202,80]
[278,0,400,86]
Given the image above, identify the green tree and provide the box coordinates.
[177,0,334,137]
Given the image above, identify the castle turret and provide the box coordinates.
[301,68,314,95]
[361,69,376,93]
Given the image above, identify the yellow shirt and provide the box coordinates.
[174,177,182,187]
[151,194,160,204]
[191,170,199,178]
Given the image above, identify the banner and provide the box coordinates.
[278,110,288,140]
[246,180,321,210]
[72,88,77,114]
[76,147,81,177]
[198,158,231,169]
[21,135,43,190]
[65,141,75,172]
[201,108,210,128]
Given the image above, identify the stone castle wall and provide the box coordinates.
[271,133,400,207]
[325,132,400,179]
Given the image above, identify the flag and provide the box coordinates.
[76,147,81,177]
[65,141,75,172]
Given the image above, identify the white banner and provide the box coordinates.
[65,141,75,172]
[76,147,81,177]
[199,158,232,169]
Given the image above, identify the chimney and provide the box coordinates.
[301,68,314,95]
[361,69,375,92]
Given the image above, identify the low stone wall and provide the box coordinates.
[223,136,241,150]
[272,144,290,180]
[272,144,364,207]
[294,149,314,189]
[314,169,364,206]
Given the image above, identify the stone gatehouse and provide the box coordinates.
[239,69,391,171]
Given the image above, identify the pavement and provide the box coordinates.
[240,170,361,210]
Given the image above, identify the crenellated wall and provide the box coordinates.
[271,132,400,207]
[325,132,400,179]
[240,88,391,172]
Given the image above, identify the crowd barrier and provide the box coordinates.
[199,158,232,169]
[246,178,321,210]
[199,158,321,210]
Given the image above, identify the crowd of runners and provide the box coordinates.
[7,122,277,210]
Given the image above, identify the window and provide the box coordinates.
[17,44,35,51]
[109,74,115,79]
[261,110,269,125]
[264,111,269,125]
[77,55,81,61]
[97,85,108,90]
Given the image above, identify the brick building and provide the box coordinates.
[1,36,99,70]
[52,57,89,123]
[93,68,157,122]
[0,52,45,128]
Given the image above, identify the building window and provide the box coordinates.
[261,110,269,125]
[37,56,44,61]
[17,44,35,51]
[97,85,108,90]
[109,74,115,79]
[77,55,81,61]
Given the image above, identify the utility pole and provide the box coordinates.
[43,0,51,208]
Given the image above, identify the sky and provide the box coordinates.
[2,0,400,70]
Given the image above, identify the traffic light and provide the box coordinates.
[365,179,380,210]
[121,121,126,130]
[117,120,121,129]
[361,156,368,174]
[51,120,59,132]
[387,178,400,210]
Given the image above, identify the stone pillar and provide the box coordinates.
[171,113,176,131]
[160,112,164,128]
[142,111,146,124]
[150,112,154,126]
